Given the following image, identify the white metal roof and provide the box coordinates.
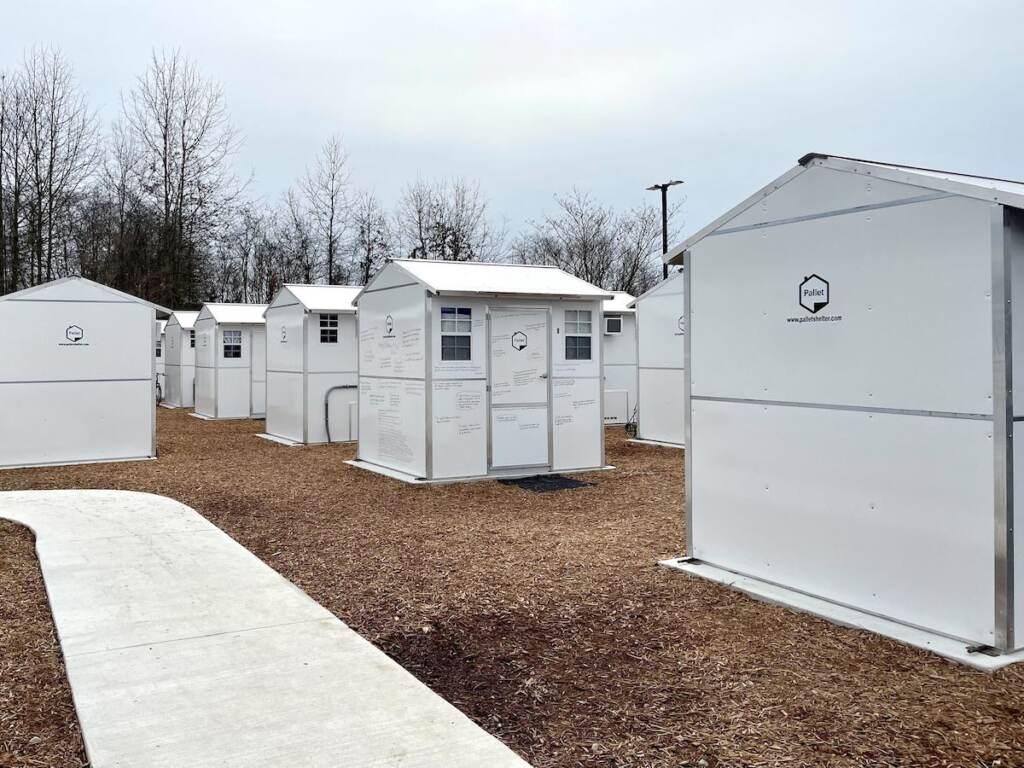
[168,310,200,330]
[667,153,1024,264]
[0,276,172,317]
[367,259,612,301]
[602,291,635,313]
[198,303,268,325]
[276,284,360,313]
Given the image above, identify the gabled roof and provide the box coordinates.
[666,153,1024,264]
[0,276,172,317]
[627,270,685,307]
[602,291,635,313]
[167,310,200,330]
[358,259,612,303]
[270,284,360,314]
[197,303,268,325]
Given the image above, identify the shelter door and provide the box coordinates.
[488,308,550,469]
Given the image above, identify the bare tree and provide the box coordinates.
[18,47,98,284]
[394,177,502,261]
[301,135,348,284]
[280,186,317,284]
[513,189,678,295]
[347,190,391,284]
[124,49,243,307]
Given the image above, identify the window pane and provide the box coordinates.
[441,307,456,319]
[440,320,458,333]
[190,330,195,348]
[441,334,471,361]
[456,319,472,333]
[457,308,471,318]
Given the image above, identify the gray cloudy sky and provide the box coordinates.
[5,0,1023,244]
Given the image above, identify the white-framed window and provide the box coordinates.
[155,340,162,357]
[440,306,472,361]
[564,309,592,361]
[190,330,196,348]
[320,313,338,343]
[604,314,622,335]
[223,329,242,359]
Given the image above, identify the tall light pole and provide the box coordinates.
[647,179,683,279]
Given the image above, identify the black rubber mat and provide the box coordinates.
[498,474,595,493]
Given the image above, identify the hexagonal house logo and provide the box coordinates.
[511,330,527,351]
[799,274,830,314]
[384,314,395,337]
[65,325,84,343]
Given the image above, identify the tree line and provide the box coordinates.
[0,47,678,308]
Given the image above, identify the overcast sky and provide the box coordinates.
[4,0,1023,244]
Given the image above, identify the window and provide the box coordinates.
[223,329,242,359]
[565,309,592,361]
[441,306,472,361]
[605,314,622,335]
[190,330,196,348]
[155,341,162,358]
[320,313,338,343]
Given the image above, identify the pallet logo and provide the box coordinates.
[58,324,89,347]
[799,274,829,314]
[383,315,395,337]
[280,325,288,343]
[675,315,685,336]
[511,330,528,351]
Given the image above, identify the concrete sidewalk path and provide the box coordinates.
[1,490,531,768]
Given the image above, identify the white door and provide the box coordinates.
[489,308,549,469]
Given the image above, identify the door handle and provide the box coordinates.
[539,373,549,379]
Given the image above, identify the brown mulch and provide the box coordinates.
[1,409,1023,767]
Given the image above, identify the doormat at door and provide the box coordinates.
[499,475,596,493]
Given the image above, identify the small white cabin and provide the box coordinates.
[164,310,199,408]
[601,291,637,425]
[629,271,686,447]
[665,153,1024,662]
[0,276,169,469]
[351,259,612,483]
[193,303,267,420]
[263,284,361,445]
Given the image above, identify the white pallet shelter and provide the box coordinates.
[350,259,612,483]
[263,285,361,445]
[628,272,686,447]
[664,153,1024,664]
[0,277,169,469]
[194,303,267,420]
[601,292,637,425]
[164,311,199,408]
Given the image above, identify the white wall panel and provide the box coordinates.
[1015,423,1024,645]
[217,369,251,419]
[691,196,993,414]
[0,380,152,468]
[491,406,548,468]
[251,327,266,416]
[266,371,303,443]
[431,379,487,478]
[692,399,995,645]
[552,377,602,471]
[726,166,938,229]
[636,280,685,370]
[358,377,425,477]
[638,368,685,445]
[266,305,304,373]
[552,300,602,379]
[0,301,152,382]
[308,313,357,373]
[194,367,215,417]
[358,284,425,379]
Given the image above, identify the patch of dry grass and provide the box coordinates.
[1,409,1023,767]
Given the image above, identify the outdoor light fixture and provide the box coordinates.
[647,179,684,279]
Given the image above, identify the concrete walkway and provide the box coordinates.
[1,490,531,768]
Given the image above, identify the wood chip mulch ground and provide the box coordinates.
[2,408,1024,767]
